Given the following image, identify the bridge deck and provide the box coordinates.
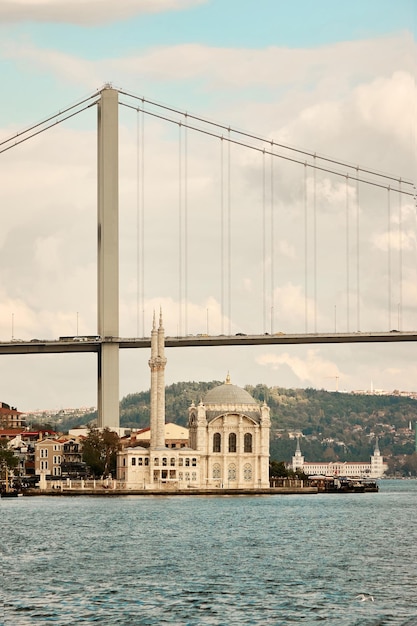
[0,331,416,354]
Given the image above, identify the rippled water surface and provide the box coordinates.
[1,480,417,625]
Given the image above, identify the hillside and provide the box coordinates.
[55,382,417,475]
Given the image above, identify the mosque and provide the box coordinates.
[117,312,271,490]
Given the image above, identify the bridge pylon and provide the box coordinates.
[97,86,120,428]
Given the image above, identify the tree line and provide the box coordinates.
[46,382,417,476]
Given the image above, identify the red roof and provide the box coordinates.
[0,428,25,437]
[0,406,23,416]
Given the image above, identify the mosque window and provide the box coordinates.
[185,472,190,481]
[243,463,252,481]
[228,463,237,481]
[229,433,237,453]
[123,458,126,467]
[213,432,221,453]
[179,458,183,467]
[162,457,167,466]
[132,458,136,466]
[138,457,143,466]
[192,472,197,481]
[192,458,197,466]
[185,458,190,467]
[170,458,175,466]
[179,472,183,480]
[144,458,149,466]
[244,433,253,453]
[213,463,221,479]
[154,458,159,466]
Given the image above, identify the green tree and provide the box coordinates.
[0,441,18,480]
[402,452,417,477]
[82,428,120,477]
[269,461,289,477]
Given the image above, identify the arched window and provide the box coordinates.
[212,463,221,479]
[229,432,237,453]
[243,463,252,481]
[213,432,221,453]
[244,433,252,453]
[228,463,237,481]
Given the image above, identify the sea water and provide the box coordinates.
[1,480,417,625]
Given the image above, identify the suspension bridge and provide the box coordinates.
[1,85,416,427]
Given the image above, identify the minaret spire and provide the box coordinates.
[148,309,167,449]
[156,309,167,447]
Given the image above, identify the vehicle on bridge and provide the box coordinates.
[59,335,101,342]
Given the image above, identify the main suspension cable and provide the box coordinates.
[0,101,99,155]
[119,92,414,193]
[1,93,100,148]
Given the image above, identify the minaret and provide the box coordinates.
[148,310,167,449]
[156,309,167,448]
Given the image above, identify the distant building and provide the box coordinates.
[0,402,26,429]
[122,423,189,449]
[292,437,388,478]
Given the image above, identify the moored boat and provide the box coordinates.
[1,490,23,498]
[308,475,379,493]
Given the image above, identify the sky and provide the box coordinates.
[1,0,417,412]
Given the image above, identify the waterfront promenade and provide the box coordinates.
[24,477,317,496]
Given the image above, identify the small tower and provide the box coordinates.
[370,436,387,478]
[292,437,304,472]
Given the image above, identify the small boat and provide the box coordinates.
[1,491,23,498]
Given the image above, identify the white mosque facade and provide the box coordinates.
[117,313,271,490]
[291,437,388,478]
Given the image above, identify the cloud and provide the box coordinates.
[354,71,417,146]
[2,34,415,99]
[256,349,341,388]
[0,0,206,25]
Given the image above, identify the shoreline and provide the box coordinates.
[20,486,319,497]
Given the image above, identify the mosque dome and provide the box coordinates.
[203,376,257,406]
[202,375,260,423]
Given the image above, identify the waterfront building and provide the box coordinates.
[123,422,189,449]
[34,438,62,479]
[117,312,271,490]
[292,437,388,478]
[0,402,26,429]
